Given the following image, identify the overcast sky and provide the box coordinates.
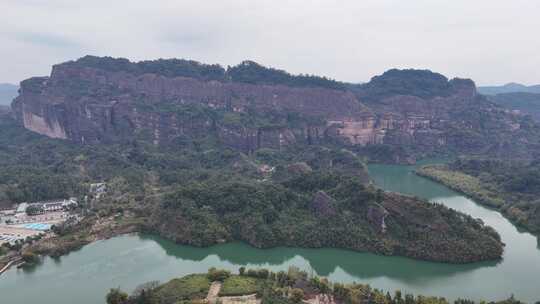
[1,0,539,85]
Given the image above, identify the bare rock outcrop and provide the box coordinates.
[11,56,540,161]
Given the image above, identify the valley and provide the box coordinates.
[1,162,540,303]
[1,56,540,303]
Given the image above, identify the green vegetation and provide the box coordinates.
[220,275,264,296]
[152,274,211,303]
[207,267,231,282]
[26,204,44,215]
[65,56,345,90]
[69,56,227,81]
[0,245,8,257]
[353,69,455,101]
[152,167,503,263]
[416,165,504,208]
[0,112,503,263]
[417,159,540,233]
[21,251,40,265]
[227,61,345,90]
[109,267,530,304]
[106,288,129,304]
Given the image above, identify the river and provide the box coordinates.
[1,163,539,303]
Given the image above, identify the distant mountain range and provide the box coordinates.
[0,83,18,106]
[477,83,540,121]
[478,83,540,95]
[487,92,540,121]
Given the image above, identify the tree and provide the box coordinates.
[376,189,384,204]
[239,266,246,276]
[207,267,231,282]
[106,288,128,304]
[21,251,39,265]
[26,204,44,216]
[290,288,304,303]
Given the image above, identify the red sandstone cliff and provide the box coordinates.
[11,56,539,160]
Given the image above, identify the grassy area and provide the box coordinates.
[416,164,505,208]
[154,274,211,302]
[219,275,264,296]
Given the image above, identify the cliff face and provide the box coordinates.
[12,59,367,152]
[11,56,538,159]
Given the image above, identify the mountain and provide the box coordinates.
[11,56,540,163]
[478,83,540,95]
[0,107,503,263]
[0,83,18,105]
[1,56,508,263]
[487,92,540,121]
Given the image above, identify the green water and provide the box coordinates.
[1,163,540,303]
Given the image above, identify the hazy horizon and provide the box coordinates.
[1,0,539,86]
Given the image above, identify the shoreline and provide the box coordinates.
[414,166,540,236]
[0,215,141,276]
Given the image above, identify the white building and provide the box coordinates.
[43,202,63,212]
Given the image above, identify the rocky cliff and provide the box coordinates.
[12,56,540,160]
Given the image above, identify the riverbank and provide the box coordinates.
[3,162,540,303]
[0,213,142,276]
[110,267,526,304]
[415,164,540,234]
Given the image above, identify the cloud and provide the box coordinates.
[0,0,539,85]
[10,31,80,49]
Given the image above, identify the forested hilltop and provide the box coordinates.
[417,159,540,233]
[106,267,530,304]
[0,112,503,263]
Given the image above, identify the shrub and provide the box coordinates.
[207,268,231,282]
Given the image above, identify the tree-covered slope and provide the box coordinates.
[0,113,503,263]
[417,159,540,233]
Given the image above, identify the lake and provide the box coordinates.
[1,163,539,303]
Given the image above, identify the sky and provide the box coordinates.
[1,0,539,86]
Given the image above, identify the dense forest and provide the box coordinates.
[107,267,529,304]
[0,112,502,263]
[417,159,540,233]
[350,69,462,102]
[62,56,345,90]
[227,61,346,90]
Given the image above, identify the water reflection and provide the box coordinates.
[2,162,540,304]
[142,234,497,282]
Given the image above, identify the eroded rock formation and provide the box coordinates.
[11,56,539,160]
